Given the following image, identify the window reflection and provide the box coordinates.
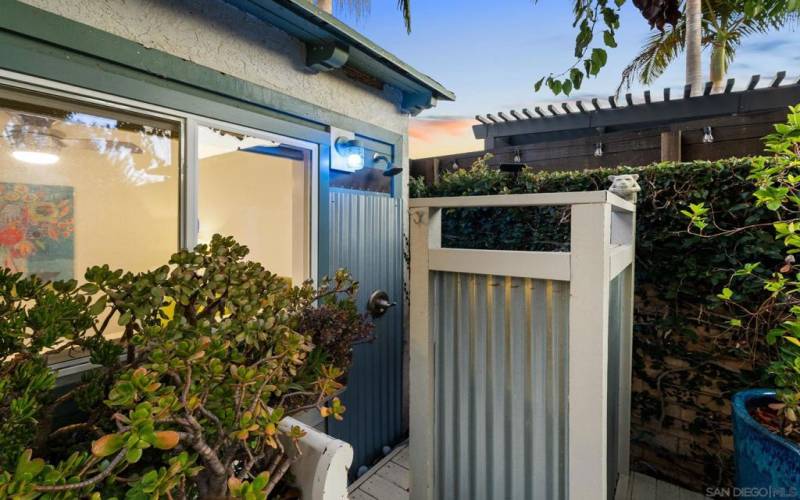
[197,126,310,284]
[0,87,180,281]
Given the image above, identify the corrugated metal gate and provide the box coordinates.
[431,273,569,500]
[327,189,405,478]
[409,192,636,500]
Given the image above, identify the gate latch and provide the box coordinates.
[367,290,396,318]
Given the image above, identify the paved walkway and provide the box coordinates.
[349,442,707,500]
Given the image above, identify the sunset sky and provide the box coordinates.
[336,1,800,159]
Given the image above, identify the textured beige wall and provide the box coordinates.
[20,0,409,135]
[198,150,309,284]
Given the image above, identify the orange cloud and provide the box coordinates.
[409,118,484,159]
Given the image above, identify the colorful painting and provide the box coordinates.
[0,182,74,280]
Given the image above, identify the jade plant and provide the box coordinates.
[0,235,372,498]
[684,104,800,440]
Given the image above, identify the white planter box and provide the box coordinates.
[280,416,353,500]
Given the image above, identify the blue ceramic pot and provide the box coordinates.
[733,389,800,498]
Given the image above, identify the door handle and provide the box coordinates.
[367,289,396,318]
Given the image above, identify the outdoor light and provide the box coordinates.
[451,160,460,170]
[335,136,365,170]
[12,150,59,165]
[703,126,714,143]
[374,154,402,177]
[501,149,524,174]
[594,142,604,158]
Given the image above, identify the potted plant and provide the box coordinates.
[684,104,800,494]
[0,235,372,498]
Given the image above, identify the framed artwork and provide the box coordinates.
[0,182,74,280]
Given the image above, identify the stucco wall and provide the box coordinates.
[19,0,409,135]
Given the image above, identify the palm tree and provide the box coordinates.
[685,0,703,95]
[620,0,798,95]
[315,0,412,33]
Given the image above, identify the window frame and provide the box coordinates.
[0,71,319,283]
[0,70,320,375]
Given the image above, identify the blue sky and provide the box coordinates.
[336,1,799,157]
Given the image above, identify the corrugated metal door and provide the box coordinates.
[327,189,405,478]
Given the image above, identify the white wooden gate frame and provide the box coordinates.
[408,191,636,500]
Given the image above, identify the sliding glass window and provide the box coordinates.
[196,125,311,285]
[0,87,180,281]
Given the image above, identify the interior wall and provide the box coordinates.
[198,150,308,284]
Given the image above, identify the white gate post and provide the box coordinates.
[568,201,612,500]
[409,207,440,500]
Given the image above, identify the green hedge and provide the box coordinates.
[410,156,783,488]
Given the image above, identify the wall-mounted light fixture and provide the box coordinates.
[500,148,525,174]
[374,154,402,177]
[594,142,604,158]
[703,126,714,144]
[331,127,364,172]
[451,160,460,170]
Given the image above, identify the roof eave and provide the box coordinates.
[222,0,455,114]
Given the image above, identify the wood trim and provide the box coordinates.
[410,191,635,212]
[408,207,439,500]
[568,202,612,499]
[428,248,570,281]
[609,245,633,279]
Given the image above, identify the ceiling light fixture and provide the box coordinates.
[12,150,59,165]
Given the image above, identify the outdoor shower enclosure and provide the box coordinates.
[409,191,635,500]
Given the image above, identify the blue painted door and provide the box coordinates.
[327,188,405,479]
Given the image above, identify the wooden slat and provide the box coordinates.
[630,472,657,500]
[376,461,410,491]
[724,78,735,93]
[615,474,633,500]
[429,248,571,281]
[610,244,633,279]
[656,478,686,500]
[350,490,377,500]
[410,190,634,211]
[392,445,410,469]
[359,475,408,500]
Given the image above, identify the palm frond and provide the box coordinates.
[398,0,411,33]
[618,22,685,94]
[333,0,371,21]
